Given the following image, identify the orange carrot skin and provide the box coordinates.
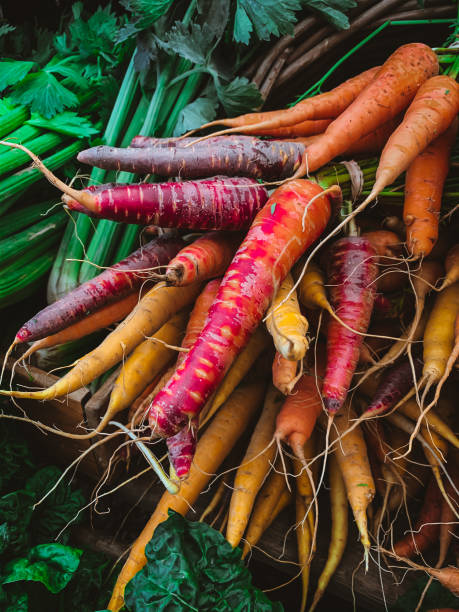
[375,75,459,194]
[322,237,378,413]
[272,352,298,395]
[404,119,458,258]
[165,232,240,286]
[148,180,332,439]
[303,43,439,173]
[393,478,442,558]
[250,118,332,138]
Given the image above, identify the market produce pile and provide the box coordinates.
[1,3,459,612]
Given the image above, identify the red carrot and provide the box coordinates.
[167,417,198,480]
[164,232,240,286]
[63,177,269,230]
[148,180,334,444]
[77,137,305,180]
[322,236,378,413]
[362,356,424,418]
[14,237,183,344]
[393,477,442,558]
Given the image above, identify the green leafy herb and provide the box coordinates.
[233,0,302,45]
[10,71,79,118]
[0,422,34,492]
[117,0,175,42]
[27,111,99,139]
[0,490,35,555]
[304,0,356,30]
[0,61,36,91]
[125,510,283,611]
[216,76,262,116]
[173,96,218,136]
[157,21,218,65]
[0,24,15,39]
[2,543,82,594]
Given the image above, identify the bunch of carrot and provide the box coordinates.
[1,40,459,610]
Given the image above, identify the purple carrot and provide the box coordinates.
[77,136,305,180]
[15,236,184,344]
[363,356,423,417]
[322,236,378,413]
[166,417,198,480]
[63,176,269,230]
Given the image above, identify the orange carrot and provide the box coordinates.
[272,351,300,395]
[438,243,459,291]
[294,43,438,177]
[363,73,459,205]
[404,120,457,258]
[248,118,332,137]
[108,381,265,612]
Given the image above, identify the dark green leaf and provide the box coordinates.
[44,58,88,91]
[27,111,99,139]
[0,24,15,39]
[2,543,82,594]
[157,21,216,65]
[134,31,158,73]
[197,0,231,44]
[59,550,114,612]
[0,422,35,492]
[0,584,28,612]
[303,0,356,30]
[389,575,458,612]
[216,76,262,116]
[125,510,283,611]
[10,71,79,118]
[233,0,302,44]
[0,61,36,91]
[69,3,121,64]
[173,96,218,136]
[0,490,34,555]
[117,0,174,41]
[25,466,86,544]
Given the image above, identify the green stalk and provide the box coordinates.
[0,106,29,138]
[0,132,64,177]
[0,124,41,151]
[47,211,79,303]
[0,141,82,216]
[0,199,57,240]
[54,52,139,295]
[0,250,56,309]
[163,72,204,136]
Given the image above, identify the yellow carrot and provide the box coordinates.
[296,261,330,312]
[108,381,265,612]
[226,385,283,547]
[266,273,309,361]
[296,493,312,612]
[399,400,459,449]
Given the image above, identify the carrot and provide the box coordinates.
[272,351,300,395]
[331,404,375,559]
[438,244,459,291]
[193,66,380,134]
[293,435,318,548]
[295,261,329,312]
[399,399,459,450]
[107,381,265,612]
[199,325,270,427]
[240,458,291,558]
[76,138,306,180]
[199,475,229,523]
[362,73,459,206]
[226,384,284,547]
[309,453,348,612]
[266,272,309,361]
[404,120,457,259]
[362,229,407,293]
[275,361,324,462]
[18,292,140,362]
[62,176,269,230]
[393,477,442,558]
[167,416,199,480]
[322,235,378,413]
[148,180,333,441]
[362,356,423,418]
[251,118,332,137]
[0,282,201,400]
[296,492,312,612]
[422,282,459,394]
[13,237,183,344]
[96,312,188,437]
[164,232,240,286]
[292,43,439,178]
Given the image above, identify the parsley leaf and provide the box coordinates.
[157,21,217,65]
[216,76,263,116]
[27,111,99,139]
[10,71,79,118]
[233,0,302,45]
[173,96,218,136]
[304,0,356,30]
[68,2,121,66]
[0,24,15,39]
[117,0,174,42]
[0,61,36,91]
[134,31,158,73]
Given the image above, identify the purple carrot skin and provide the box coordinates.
[167,417,198,480]
[363,356,424,418]
[14,237,184,344]
[165,232,241,286]
[76,136,305,180]
[63,177,269,231]
[148,180,334,441]
[322,237,378,413]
